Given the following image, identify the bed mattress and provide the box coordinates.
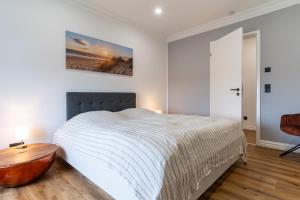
[53,108,246,200]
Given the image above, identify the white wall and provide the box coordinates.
[242,37,257,130]
[0,0,167,149]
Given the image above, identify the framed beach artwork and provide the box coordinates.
[66,31,133,76]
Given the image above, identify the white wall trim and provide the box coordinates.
[258,140,300,153]
[243,30,261,145]
[166,43,169,114]
[167,0,300,42]
[254,30,261,146]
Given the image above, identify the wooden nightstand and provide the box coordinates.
[0,143,58,187]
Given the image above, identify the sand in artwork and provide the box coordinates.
[66,31,133,76]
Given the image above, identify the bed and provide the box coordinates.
[53,92,246,200]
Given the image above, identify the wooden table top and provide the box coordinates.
[0,143,58,168]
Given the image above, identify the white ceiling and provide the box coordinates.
[75,0,276,37]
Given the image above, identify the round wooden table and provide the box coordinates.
[0,143,58,187]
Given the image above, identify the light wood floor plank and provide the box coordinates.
[244,130,256,144]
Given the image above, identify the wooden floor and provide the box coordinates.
[244,130,256,144]
[1,134,300,200]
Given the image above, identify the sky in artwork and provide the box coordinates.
[66,31,133,58]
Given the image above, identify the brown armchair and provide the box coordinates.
[280,114,300,156]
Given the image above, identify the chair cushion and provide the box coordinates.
[281,125,300,136]
[281,114,300,127]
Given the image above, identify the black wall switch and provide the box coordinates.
[244,116,248,120]
[265,67,271,72]
[265,84,271,93]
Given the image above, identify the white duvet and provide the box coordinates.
[53,108,246,200]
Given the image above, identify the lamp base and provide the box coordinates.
[9,142,25,148]
[15,144,28,149]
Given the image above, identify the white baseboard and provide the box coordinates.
[258,140,300,153]
[243,125,256,131]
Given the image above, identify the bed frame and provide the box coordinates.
[63,92,239,200]
[66,92,136,120]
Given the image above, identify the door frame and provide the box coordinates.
[243,30,261,145]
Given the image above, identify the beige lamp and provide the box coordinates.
[15,127,29,149]
[155,110,162,114]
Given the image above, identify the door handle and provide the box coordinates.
[230,88,240,92]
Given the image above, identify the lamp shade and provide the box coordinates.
[155,110,162,114]
[15,127,29,141]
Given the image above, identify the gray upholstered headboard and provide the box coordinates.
[66,92,136,120]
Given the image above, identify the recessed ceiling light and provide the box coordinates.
[154,7,163,16]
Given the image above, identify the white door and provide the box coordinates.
[210,28,243,120]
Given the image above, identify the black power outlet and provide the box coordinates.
[244,116,248,120]
[265,84,271,93]
[265,67,271,72]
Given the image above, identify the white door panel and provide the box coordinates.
[210,28,243,120]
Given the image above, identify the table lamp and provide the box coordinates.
[155,110,162,114]
[15,127,29,149]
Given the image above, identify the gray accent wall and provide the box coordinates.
[168,4,300,144]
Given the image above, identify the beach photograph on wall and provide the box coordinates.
[66,31,133,76]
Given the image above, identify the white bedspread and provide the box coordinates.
[53,108,246,200]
